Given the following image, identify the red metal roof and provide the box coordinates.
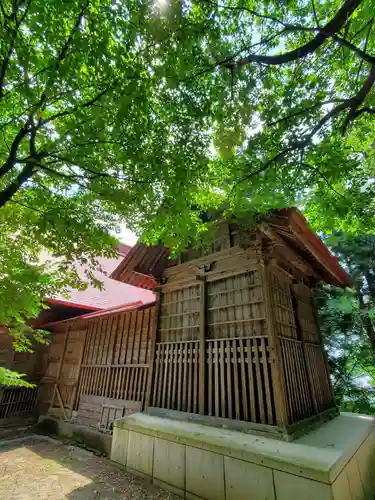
[40,300,156,329]
[48,245,155,310]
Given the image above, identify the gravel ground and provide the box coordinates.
[0,435,180,500]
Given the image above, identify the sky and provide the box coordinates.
[118,224,138,246]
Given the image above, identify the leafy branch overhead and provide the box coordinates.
[1,1,375,235]
[1,0,375,354]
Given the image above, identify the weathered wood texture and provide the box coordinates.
[148,222,336,433]
[77,306,155,428]
[39,305,156,429]
[0,386,38,425]
[0,326,41,382]
[35,219,336,435]
[269,267,335,425]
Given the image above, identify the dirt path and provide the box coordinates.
[0,435,179,500]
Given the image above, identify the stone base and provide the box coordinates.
[111,412,375,500]
[35,415,112,456]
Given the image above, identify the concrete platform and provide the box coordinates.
[111,412,375,500]
[35,415,112,456]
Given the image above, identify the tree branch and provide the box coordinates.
[267,99,346,127]
[353,106,375,117]
[342,63,375,132]
[0,0,32,97]
[37,0,90,110]
[234,69,375,189]
[201,0,296,29]
[0,162,35,207]
[227,0,363,68]
[333,33,375,64]
[0,125,29,178]
[40,84,115,126]
[311,0,320,28]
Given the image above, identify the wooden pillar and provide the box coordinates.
[49,322,70,415]
[261,261,289,428]
[144,291,161,409]
[71,324,89,411]
[198,276,206,415]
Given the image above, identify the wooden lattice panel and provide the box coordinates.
[82,308,154,368]
[205,337,275,425]
[280,338,313,423]
[159,285,201,342]
[292,284,320,344]
[152,341,200,413]
[207,270,266,339]
[75,305,155,427]
[0,387,38,420]
[270,269,298,339]
[305,343,334,412]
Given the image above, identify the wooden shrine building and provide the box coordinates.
[36,208,350,439]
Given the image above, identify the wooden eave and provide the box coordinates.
[271,208,351,287]
[111,208,351,289]
[110,243,169,289]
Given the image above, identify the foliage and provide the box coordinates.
[1,0,375,383]
[317,234,375,414]
[0,366,34,387]
[1,0,375,249]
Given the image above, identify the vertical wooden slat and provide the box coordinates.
[152,346,160,406]
[161,343,168,408]
[193,343,198,413]
[246,339,256,422]
[208,342,213,416]
[282,339,294,421]
[214,340,219,416]
[120,312,131,365]
[226,340,233,419]
[115,313,125,365]
[199,278,206,414]
[262,263,289,427]
[187,341,193,412]
[232,339,240,420]
[166,345,173,409]
[239,339,248,421]
[124,364,131,401]
[260,338,273,424]
[145,300,160,409]
[182,343,188,411]
[220,340,226,418]
[171,344,178,410]
[253,338,265,424]
[177,343,183,411]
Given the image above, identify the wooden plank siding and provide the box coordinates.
[75,305,156,429]
[147,223,336,433]
[33,220,337,437]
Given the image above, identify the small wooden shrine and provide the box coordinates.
[109,208,350,437]
[27,208,350,439]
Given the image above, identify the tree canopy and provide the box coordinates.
[317,234,375,413]
[1,0,375,368]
